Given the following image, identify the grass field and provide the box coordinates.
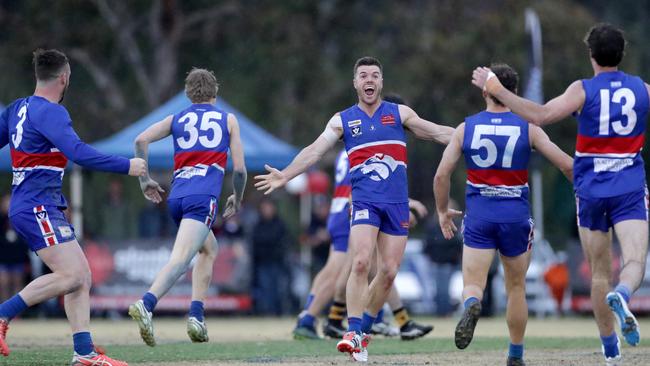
[1,316,649,365]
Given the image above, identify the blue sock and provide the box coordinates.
[464,296,479,309]
[142,292,158,313]
[361,312,376,334]
[189,301,204,322]
[374,309,385,324]
[0,294,28,320]
[72,332,94,356]
[615,284,631,303]
[508,343,524,359]
[600,332,619,358]
[348,316,362,334]
[304,294,315,310]
[298,314,316,328]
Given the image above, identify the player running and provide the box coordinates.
[0,49,146,366]
[435,64,573,366]
[294,150,433,341]
[473,24,649,365]
[256,56,452,361]
[128,68,246,346]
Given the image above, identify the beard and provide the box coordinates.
[58,82,69,103]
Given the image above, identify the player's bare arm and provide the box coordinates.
[224,114,247,219]
[399,104,454,145]
[473,67,585,126]
[433,124,464,239]
[529,125,574,182]
[133,115,173,203]
[254,114,342,195]
[407,198,428,228]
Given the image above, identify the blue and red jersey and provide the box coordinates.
[574,71,648,198]
[169,103,230,200]
[0,96,129,216]
[326,150,351,238]
[463,111,531,223]
[340,101,408,203]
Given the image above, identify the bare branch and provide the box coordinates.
[69,48,126,112]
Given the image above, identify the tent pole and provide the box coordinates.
[70,164,83,239]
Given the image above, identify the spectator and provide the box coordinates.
[0,194,30,302]
[251,198,291,315]
[301,195,331,277]
[425,200,462,316]
[100,178,135,240]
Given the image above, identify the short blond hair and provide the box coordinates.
[185,68,219,103]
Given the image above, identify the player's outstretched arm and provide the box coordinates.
[254,115,342,195]
[224,114,247,219]
[39,105,146,176]
[399,104,454,145]
[433,124,464,239]
[530,125,573,182]
[472,67,585,126]
[133,115,173,203]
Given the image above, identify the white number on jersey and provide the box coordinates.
[599,88,637,136]
[11,105,27,148]
[470,125,521,168]
[176,111,224,149]
[335,154,349,184]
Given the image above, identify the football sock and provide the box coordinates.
[304,294,315,310]
[361,312,376,333]
[189,300,204,322]
[142,292,158,313]
[328,301,346,327]
[600,332,619,358]
[0,294,28,320]
[374,308,385,324]
[298,314,316,328]
[73,332,94,356]
[348,316,362,334]
[392,307,410,329]
[615,284,631,303]
[464,296,480,309]
[508,343,524,359]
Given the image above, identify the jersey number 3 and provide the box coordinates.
[11,105,28,148]
[176,111,223,149]
[599,88,636,136]
[470,125,521,168]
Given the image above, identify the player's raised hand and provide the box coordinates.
[471,67,494,91]
[222,194,240,219]
[128,158,148,177]
[254,164,287,195]
[438,208,463,240]
[140,178,165,203]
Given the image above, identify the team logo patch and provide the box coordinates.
[381,114,395,125]
[59,226,73,238]
[36,211,48,220]
[360,154,399,181]
[351,125,362,137]
[354,209,369,221]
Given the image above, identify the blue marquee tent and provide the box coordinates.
[93,92,297,171]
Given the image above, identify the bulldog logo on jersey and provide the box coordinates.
[360,153,399,181]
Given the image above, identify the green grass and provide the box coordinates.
[0,337,607,365]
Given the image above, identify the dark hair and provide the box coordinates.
[490,63,518,106]
[584,23,625,67]
[353,56,382,76]
[185,68,218,103]
[383,93,405,104]
[33,49,69,82]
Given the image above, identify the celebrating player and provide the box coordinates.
[473,24,648,364]
[256,56,452,361]
[435,64,573,366]
[128,68,247,346]
[0,49,146,366]
[294,150,433,341]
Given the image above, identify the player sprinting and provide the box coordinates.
[473,24,648,365]
[128,68,246,346]
[256,56,452,361]
[435,64,573,366]
[294,150,433,341]
[0,49,146,366]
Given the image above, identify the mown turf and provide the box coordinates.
[0,337,607,365]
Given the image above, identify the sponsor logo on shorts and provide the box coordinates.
[354,209,369,221]
[59,226,73,238]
